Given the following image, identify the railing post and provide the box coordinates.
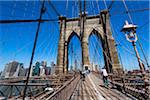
[122,74,126,93]
[109,73,114,88]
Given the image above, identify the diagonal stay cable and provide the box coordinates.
[89,32,113,65]
[94,26,147,65]
[107,0,114,11]
[89,36,102,65]
[92,34,113,65]
[122,0,150,68]
[23,1,45,99]
[42,26,58,61]
[48,0,60,16]
[99,1,148,66]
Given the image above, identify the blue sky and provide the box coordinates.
[0,0,149,71]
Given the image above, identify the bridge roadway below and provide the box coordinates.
[2,72,138,100]
[70,73,132,100]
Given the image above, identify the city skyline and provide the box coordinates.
[0,1,149,72]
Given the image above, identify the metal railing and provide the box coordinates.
[46,73,80,100]
[109,73,150,100]
[0,73,74,99]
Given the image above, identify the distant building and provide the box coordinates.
[0,71,2,77]
[45,66,51,75]
[95,65,99,72]
[74,60,78,71]
[8,61,18,77]
[1,61,25,78]
[70,65,73,71]
[40,61,47,76]
[91,63,99,72]
[18,63,26,76]
[13,63,20,77]
[25,68,29,77]
[1,63,9,77]
[40,67,45,76]
[41,61,47,68]
[32,62,40,76]
[91,63,94,71]
[51,62,55,75]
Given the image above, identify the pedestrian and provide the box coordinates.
[82,71,86,81]
[101,67,109,88]
[80,71,83,79]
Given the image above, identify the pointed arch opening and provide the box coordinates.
[67,31,82,71]
[88,29,112,73]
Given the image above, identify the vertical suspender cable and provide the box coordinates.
[137,40,150,68]
[66,0,68,17]
[96,0,100,12]
[48,1,60,16]
[84,0,86,15]
[103,0,108,9]
[122,0,133,23]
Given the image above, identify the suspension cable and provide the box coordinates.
[89,36,103,66]
[48,1,60,16]
[103,0,108,9]
[122,0,133,23]
[122,0,149,68]
[66,0,68,17]
[96,0,100,12]
[90,32,113,65]
[108,0,114,10]
[95,26,147,65]
[103,0,149,69]
[111,8,150,15]
[23,1,45,99]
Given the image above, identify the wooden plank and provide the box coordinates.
[0,83,63,86]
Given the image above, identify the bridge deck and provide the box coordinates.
[70,73,132,100]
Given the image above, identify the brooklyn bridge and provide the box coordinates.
[0,0,149,100]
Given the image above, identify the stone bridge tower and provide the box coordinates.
[56,10,122,74]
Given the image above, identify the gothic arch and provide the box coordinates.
[88,29,113,72]
[65,31,81,71]
[67,31,81,44]
[88,29,103,41]
[56,11,122,74]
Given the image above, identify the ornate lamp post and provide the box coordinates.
[121,20,148,96]
[121,20,145,72]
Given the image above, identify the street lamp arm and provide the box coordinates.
[125,33,137,43]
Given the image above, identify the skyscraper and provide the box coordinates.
[1,61,25,78]
[51,61,55,75]
[40,61,47,76]
[32,62,40,76]
[18,63,26,76]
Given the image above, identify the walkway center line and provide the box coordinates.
[87,74,105,100]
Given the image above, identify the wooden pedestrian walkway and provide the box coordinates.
[70,73,132,100]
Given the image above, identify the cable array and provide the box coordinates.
[0,0,149,72]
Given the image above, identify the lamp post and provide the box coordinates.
[121,20,148,95]
[121,20,145,73]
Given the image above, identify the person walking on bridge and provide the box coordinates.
[102,67,109,88]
